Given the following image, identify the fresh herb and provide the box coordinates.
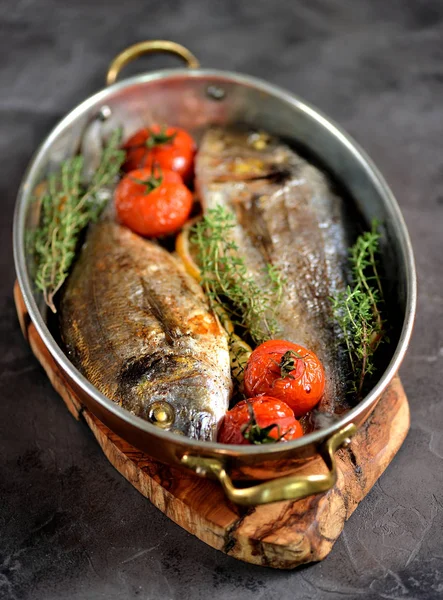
[331,221,385,395]
[33,128,125,313]
[279,349,303,379]
[190,204,285,345]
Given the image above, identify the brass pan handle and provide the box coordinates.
[181,423,357,506]
[106,40,200,86]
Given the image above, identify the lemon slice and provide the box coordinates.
[229,333,252,382]
[175,219,201,282]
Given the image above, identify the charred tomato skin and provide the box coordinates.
[243,340,325,417]
[115,168,193,237]
[123,125,195,181]
[218,396,303,445]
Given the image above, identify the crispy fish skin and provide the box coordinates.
[59,218,232,440]
[196,128,352,413]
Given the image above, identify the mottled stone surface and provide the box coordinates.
[1,1,442,598]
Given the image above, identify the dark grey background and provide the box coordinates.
[1,1,443,599]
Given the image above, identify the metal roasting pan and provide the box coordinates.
[13,41,417,505]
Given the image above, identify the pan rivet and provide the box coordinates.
[206,85,226,101]
[342,437,352,448]
[148,401,175,429]
[98,105,112,121]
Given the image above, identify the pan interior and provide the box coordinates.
[14,69,416,455]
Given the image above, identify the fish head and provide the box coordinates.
[117,354,228,441]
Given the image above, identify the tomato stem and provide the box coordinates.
[130,170,163,194]
[241,402,284,444]
[146,126,177,149]
[278,349,303,379]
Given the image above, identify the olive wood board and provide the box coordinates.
[14,282,410,569]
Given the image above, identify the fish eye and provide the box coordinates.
[147,401,175,429]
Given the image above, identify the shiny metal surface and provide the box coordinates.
[106,40,200,85]
[13,60,417,479]
[181,423,357,505]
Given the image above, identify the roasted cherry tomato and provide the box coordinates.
[243,340,325,417]
[123,125,195,181]
[218,396,303,445]
[115,167,193,237]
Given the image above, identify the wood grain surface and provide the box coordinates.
[14,282,410,569]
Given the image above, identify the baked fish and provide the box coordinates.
[196,128,353,413]
[59,216,232,440]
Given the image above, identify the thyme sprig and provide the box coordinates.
[33,128,125,313]
[331,221,385,395]
[190,204,285,345]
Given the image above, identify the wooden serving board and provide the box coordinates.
[14,282,410,569]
